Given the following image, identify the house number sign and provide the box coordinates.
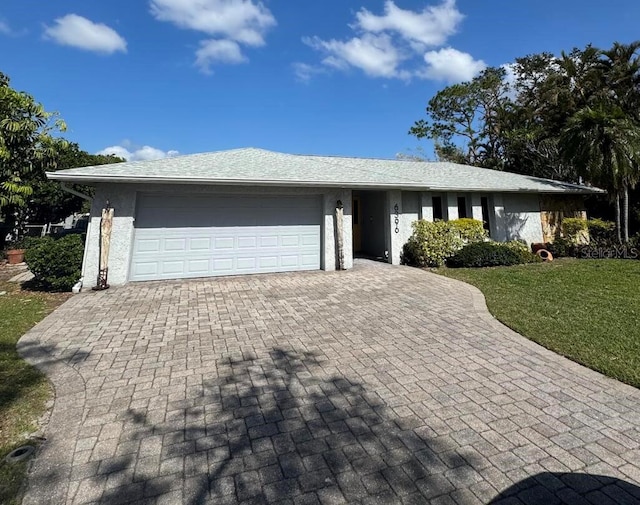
[394,203,399,234]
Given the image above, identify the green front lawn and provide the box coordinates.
[0,278,70,505]
[438,259,640,388]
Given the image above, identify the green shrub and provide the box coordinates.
[545,237,575,258]
[504,240,543,263]
[448,242,519,268]
[402,220,462,267]
[562,218,588,243]
[587,218,615,245]
[24,235,84,292]
[401,219,488,268]
[447,241,540,268]
[447,241,541,268]
[449,218,487,243]
[8,236,41,250]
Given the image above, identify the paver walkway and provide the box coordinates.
[18,260,640,504]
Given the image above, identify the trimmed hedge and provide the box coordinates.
[447,241,540,268]
[24,234,84,292]
[401,219,487,267]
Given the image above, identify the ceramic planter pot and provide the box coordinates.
[6,249,25,265]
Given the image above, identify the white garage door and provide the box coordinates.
[130,193,322,281]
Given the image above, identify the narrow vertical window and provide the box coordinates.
[457,196,468,219]
[432,196,443,220]
[481,196,491,234]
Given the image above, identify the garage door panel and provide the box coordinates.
[136,239,161,253]
[130,194,322,281]
[190,238,211,251]
[259,235,278,247]
[281,255,299,267]
[164,238,187,252]
[133,262,159,277]
[214,237,235,250]
[302,234,319,246]
[237,258,257,270]
[187,259,210,274]
[259,256,279,268]
[281,235,300,247]
[237,237,257,249]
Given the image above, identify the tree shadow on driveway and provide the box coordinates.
[96,347,489,504]
[488,471,640,504]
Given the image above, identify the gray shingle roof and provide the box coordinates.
[47,147,602,194]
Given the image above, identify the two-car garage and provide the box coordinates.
[129,193,322,282]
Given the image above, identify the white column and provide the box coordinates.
[491,194,507,241]
[323,189,353,271]
[471,194,483,221]
[387,190,402,265]
[323,192,337,271]
[420,192,433,222]
[447,193,459,221]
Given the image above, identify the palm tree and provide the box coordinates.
[561,103,640,243]
[599,42,640,241]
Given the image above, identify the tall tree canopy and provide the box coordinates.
[409,67,510,169]
[27,141,124,224]
[0,72,65,211]
[410,41,640,241]
[1,72,123,242]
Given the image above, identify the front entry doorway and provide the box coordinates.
[353,195,362,253]
[352,191,387,260]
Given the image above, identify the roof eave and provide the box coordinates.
[46,173,604,194]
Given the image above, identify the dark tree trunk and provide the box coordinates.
[616,193,622,243]
[623,184,630,243]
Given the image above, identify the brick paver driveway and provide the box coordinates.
[19,260,640,505]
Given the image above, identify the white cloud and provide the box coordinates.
[44,14,127,54]
[149,0,276,72]
[97,143,179,162]
[301,0,481,82]
[420,47,486,83]
[292,62,327,82]
[196,39,247,73]
[304,33,409,79]
[355,0,463,49]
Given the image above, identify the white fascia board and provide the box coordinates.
[46,172,604,194]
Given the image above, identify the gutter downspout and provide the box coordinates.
[61,182,92,202]
[60,183,92,292]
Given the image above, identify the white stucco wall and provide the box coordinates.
[397,191,420,261]
[501,193,544,244]
[387,190,404,265]
[82,184,352,288]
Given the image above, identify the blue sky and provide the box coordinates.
[2,0,640,161]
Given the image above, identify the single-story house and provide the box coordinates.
[47,148,602,288]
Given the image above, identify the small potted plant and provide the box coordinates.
[6,246,25,264]
[5,237,34,265]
